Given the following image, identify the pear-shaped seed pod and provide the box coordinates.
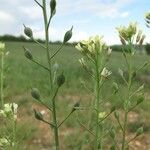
[23,24,33,38]
[57,73,65,87]
[63,26,73,43]
[24,47,33,60]
[34,109,43,121]
[136,127,143,136]
[31,88,40,100]
[50,0,56,16]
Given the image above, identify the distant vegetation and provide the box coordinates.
[0,34,150,54]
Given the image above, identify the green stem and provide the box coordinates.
[13,119,17,150]
[42,0,59,149]
[122,53,132,150]
[94,56,101,150]
[0,52,4,109]
[51,87,59,150]
[42,0,53,91]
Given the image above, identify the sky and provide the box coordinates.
[0,0,150,45]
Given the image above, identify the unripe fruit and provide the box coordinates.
[63,26,73,43]
[136,127,143,136]
[34,109,43,121]
[24,47,33,60]
[50,0,56,16]
[31,88,40,100]
[23,24,33,38]
[57,73,65,87]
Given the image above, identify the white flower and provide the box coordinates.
[101,67,112,78]
[107,48,112,56]
[99,112,106,119]
[0,42,5,50]
[0,103,18,119]
[0,138,9,147]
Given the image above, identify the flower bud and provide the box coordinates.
[136,127,143,136]
[50,0,56,17]
[33,109,43,121]
[24,47,33,60]
[63,26,73,43]
[23,24,33,38]
[0,42,5,50]
[57,73,65,87]
[31,88,40,100]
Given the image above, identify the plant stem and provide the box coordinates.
[13,119,17,150]
[0,51,4,109]
[51,87,59,150]
[94,55,101,150]
[122,54,132,150]
[42,0,59,149]
[42,0,53,91]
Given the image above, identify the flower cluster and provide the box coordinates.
[75,35,107,59]
[0,103,18,120]
[101,67,112,78]
[0,138,9,147]
[116,22,145,45]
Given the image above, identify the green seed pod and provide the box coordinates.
[112,82,119,93]
[57,73,65,87]
[132,71,136,79]
[23,24,33,38]
[63,26,73,43]
[114,111,119,120]
[50,0,56,17]
[109,128,115,139]
[136,96,144,105]
[31,88,40,100]
[24,47,33,60]
[72,102,80,112]
[33,109,43,121]
[136,127,143,136]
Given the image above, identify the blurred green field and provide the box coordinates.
[1,41,150,149]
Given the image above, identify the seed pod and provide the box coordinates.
[114,111,119,120]
[109,128,115,139]
[63,26,73,43]
[136,127,143,136]
[57,73,65,87]
[34,109,43,121]
[71,102,80,112]
[24,47,33,60]
[132,71,136,79]
[23,24,33,38]
[112,82,119,93]
[31,88,40,100]
[50,0,56,17]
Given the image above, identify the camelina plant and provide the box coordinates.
[23,0,78,149]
